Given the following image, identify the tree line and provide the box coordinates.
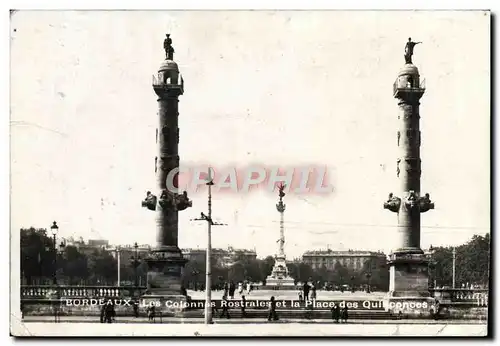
[20,227,490,290]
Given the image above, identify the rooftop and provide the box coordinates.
[303,249,386,256]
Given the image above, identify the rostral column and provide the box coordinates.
[141,34,192,309]
[383,38,435,316]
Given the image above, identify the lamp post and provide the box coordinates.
[428,245,436,290]
[50,221,59,285]
[190,167,227,325]
[452,247,456,289]
[192,269,200,291]
[115,246,121,287]
[131,242,141,291]
[365,272,372,293]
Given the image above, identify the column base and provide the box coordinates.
[265,256,296,287]
[139,294,191,317]
[143,247,189,307]
[386,251,436,318]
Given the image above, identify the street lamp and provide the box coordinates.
[192,269,200,291]
[50,221,59,285]
[190,168,227,325]
[428,245,436,290]
[131,242,141,292]
[365,272,372,293]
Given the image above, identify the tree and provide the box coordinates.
[333,261,349,286]
[87,249,117,285]
[259,256,275,285]
[20,228,55,284]
[60,245,89,284]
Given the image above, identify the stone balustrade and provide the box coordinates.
[21,285,147,300]
[431,288,488,304]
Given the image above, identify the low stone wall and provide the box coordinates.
[21,302,488,321]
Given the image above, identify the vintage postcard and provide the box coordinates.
[10,10,490,337]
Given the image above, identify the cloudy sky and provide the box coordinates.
[10,10,490,258]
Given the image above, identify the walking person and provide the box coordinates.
[220,296,230,319]
[310,285,317,301]
[104,301,116,323]
[133,300,139,318]
[100,304,106,323]
[303,281,310,302]
[342,305,349,323]
[229,281,236,299]
[267,296,279,322]
[331,303,340,323]
[147,305,156,322]
[240,295,247,318]
[298,288,304,304]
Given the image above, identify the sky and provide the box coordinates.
[10,10,490,259]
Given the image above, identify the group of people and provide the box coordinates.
[221,281,253,299]
[216,294,279,322]
[330,304,349,323]
[99,300,116,323]
[298,281,317,302]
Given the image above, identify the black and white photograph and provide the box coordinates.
[9,10,491,337]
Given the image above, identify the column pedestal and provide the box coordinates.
[265,256,295,288]
[141,248,191,316]
[385,252,436,318]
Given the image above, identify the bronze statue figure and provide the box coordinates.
[404,37,422,64]
[278,183,286,198]
[164,34,175,60]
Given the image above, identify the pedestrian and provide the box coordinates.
[238,282,243,295]
[220,296,230,319]
[246,282,251,295]
[133,300,139,318]
[147,305,156,322]
[331,303,340,323]
[241,295,247,318]
[342,306,348,323]
[298,288,303,303]
[223,282,229,299]
[303,282,310,302]
[267,296,279,321]
[104,300,115,323]
[229,281,236,299]
[100,304,106,323]
[310,286,317,300]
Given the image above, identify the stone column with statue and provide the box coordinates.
[383,38,435,318]
[140,34,192,314]
[265,183,295,289]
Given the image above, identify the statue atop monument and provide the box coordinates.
[404,37,422,64]
[278,183,286,199]
[164,34,175,60]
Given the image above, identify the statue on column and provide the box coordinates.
[383,192,401,213]
[142,191,157,211]
[418,193,435,213]
[404,37,422,64]
[164,34,175,60]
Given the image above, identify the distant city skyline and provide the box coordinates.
[11,11,490,259]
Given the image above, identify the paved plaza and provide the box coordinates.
[15,317,488,337]
[186,289,387,301]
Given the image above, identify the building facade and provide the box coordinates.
[302,249,387,271]
[182,247,257,267]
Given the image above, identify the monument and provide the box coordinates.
[383,38,435,316]
[140,34,192,312]
[265,183,295,288]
